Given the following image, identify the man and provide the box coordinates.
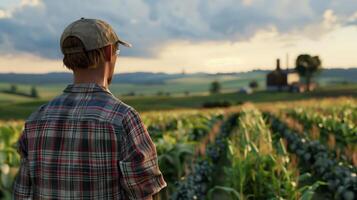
[13,18,166,199]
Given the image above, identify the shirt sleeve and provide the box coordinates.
[12,125,33,199]
[119,107,167,200]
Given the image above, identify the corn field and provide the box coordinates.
[0,98,356,200]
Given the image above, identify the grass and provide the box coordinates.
[0,83,356,120]
[0,71,354,98]
[0,93,33,104]
[0,78,256,98]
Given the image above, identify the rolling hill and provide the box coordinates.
[0,68,355,99]
[0,68,356,85]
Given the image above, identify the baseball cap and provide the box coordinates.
[60,17,132,54]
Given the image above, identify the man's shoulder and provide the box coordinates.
[100,92,134,114]
[86,94,139,126]
[25,94,64,122]
[109,97,135,116]
[25,93,135,125]
[25,102,49,123]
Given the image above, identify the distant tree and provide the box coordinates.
[209,81,221,94]
[295,54,322,91]
[165,92,171,96]
[249,80,259,89]
[157,91,164,96]
[184,91,190,96]
[10,84,17,93]
[30,86,39,98]
[126,91,136,96]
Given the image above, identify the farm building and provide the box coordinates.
[266,59,302,92]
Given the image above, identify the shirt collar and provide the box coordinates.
[63,83,113,95]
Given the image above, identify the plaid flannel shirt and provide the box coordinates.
[12,83,166,200]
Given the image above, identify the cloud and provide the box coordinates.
[242,0,254,6]
[0,9,11,19]
[20,0,42,7]
[0,0,43,19]
[0,0,357,60]
[346,11,357,26]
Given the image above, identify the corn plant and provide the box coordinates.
[0,123,22,200]
[209,107,302,200]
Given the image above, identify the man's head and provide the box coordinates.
[60,18,131,85]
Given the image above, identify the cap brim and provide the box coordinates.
[117,39,132,48]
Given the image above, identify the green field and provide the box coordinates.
[0,74,264,98]
[1,70,356,121]
[0,81,357,120]
[0,70,354,99]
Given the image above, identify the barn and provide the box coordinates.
[266,59,301,92]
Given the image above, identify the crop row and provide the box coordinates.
[152,112,225,197]
[287,108,356,147]
[173,107,331,199]
[172,112,240,200]
[305,100,357,124]
[285,108,356,167]
[208,107,305,199]
[265,112,356,200]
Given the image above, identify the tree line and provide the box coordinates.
[1,84,39,98]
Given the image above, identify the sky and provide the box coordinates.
[0,0,357,74]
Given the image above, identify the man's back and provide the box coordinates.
[13,83,166,199]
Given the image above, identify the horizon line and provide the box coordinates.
[0,66,356,75]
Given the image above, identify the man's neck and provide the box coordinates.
[73,68,109,89]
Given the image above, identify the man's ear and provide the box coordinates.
[104,45,112,62]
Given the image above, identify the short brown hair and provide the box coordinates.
[62,36,117,70]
